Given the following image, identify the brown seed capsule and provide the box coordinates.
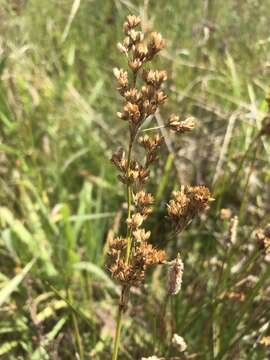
[133,228,151,243]
[126,213,144,229]
[128,58,142,72]
[126,15,141,29]
[167,115,196,133]
[147,32,165,59]
[123,102,141,123]
[142,69,167,87]
[113,68,129,89]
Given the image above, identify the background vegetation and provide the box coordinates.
[0,0,270,359]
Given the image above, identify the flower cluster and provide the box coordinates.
[167,186,213,232]
[109,14,212,296]
[108,235,166,286]
[110,14,213,360]
[167,114,196,133]
[113,15,167,140]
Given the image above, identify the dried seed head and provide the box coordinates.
[113,68,129,90]
[123,36,132,50]
[111,148,127,172]
[126,213,144,229]
[138,134,164,166]
[124,88,141,102]
[134,190,154,206]
[167,115,196,133]
[167,186,213,232]
[117,42,128,54]
[167,191,190,231]
[133,228,151,243]
[147,32,165,59]
[123,102,141,123]
[124,15,141,34]
[134,242,166,266]
[128,29,143,43]
[142,69,167,87]
[167,253,184,295]
[134,43,148,60]
[155,90,168,105]
[109,237,127,251]
[172,333,187,352]
[128,58,142,72]
[138,134,163,151]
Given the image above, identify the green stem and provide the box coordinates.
[112,70,138,360]
[67,287,84,359]
[125,141,133,264]
[112,308,123,360]
[142,125,165,132]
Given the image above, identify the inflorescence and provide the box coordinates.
[108,13,212,299]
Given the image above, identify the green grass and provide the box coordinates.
[0,0,270,359]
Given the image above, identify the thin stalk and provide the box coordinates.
[112,72,138,360]
[125,141,134,264]
[239,142,259,223]
[112,308,123,360]
[142,125,165,132]
[67,287,84,359]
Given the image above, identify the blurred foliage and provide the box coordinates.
[0,0,270,359]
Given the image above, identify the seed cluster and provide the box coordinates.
[108,15,212,294]
[167,186,213,232]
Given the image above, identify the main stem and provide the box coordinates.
[112,72,137,360]
[111,142,133,360]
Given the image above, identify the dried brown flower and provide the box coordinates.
[133,228,151,243]
[134,190,154,206]
[111,148,127,172]
[167,114,196,133]
[126,213,144,229]
[167,186,213,232]
[147,32,165,59]
[138,134,164,166]
[113,68,129,90]
[142,69,167,87]
[123,15,141,34]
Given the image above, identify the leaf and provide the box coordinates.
[0,259,36,307]
[31,317,67,360]
[73,261,119,294]
[0,341,19,356]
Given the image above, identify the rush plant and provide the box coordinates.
[108,15,212,360]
